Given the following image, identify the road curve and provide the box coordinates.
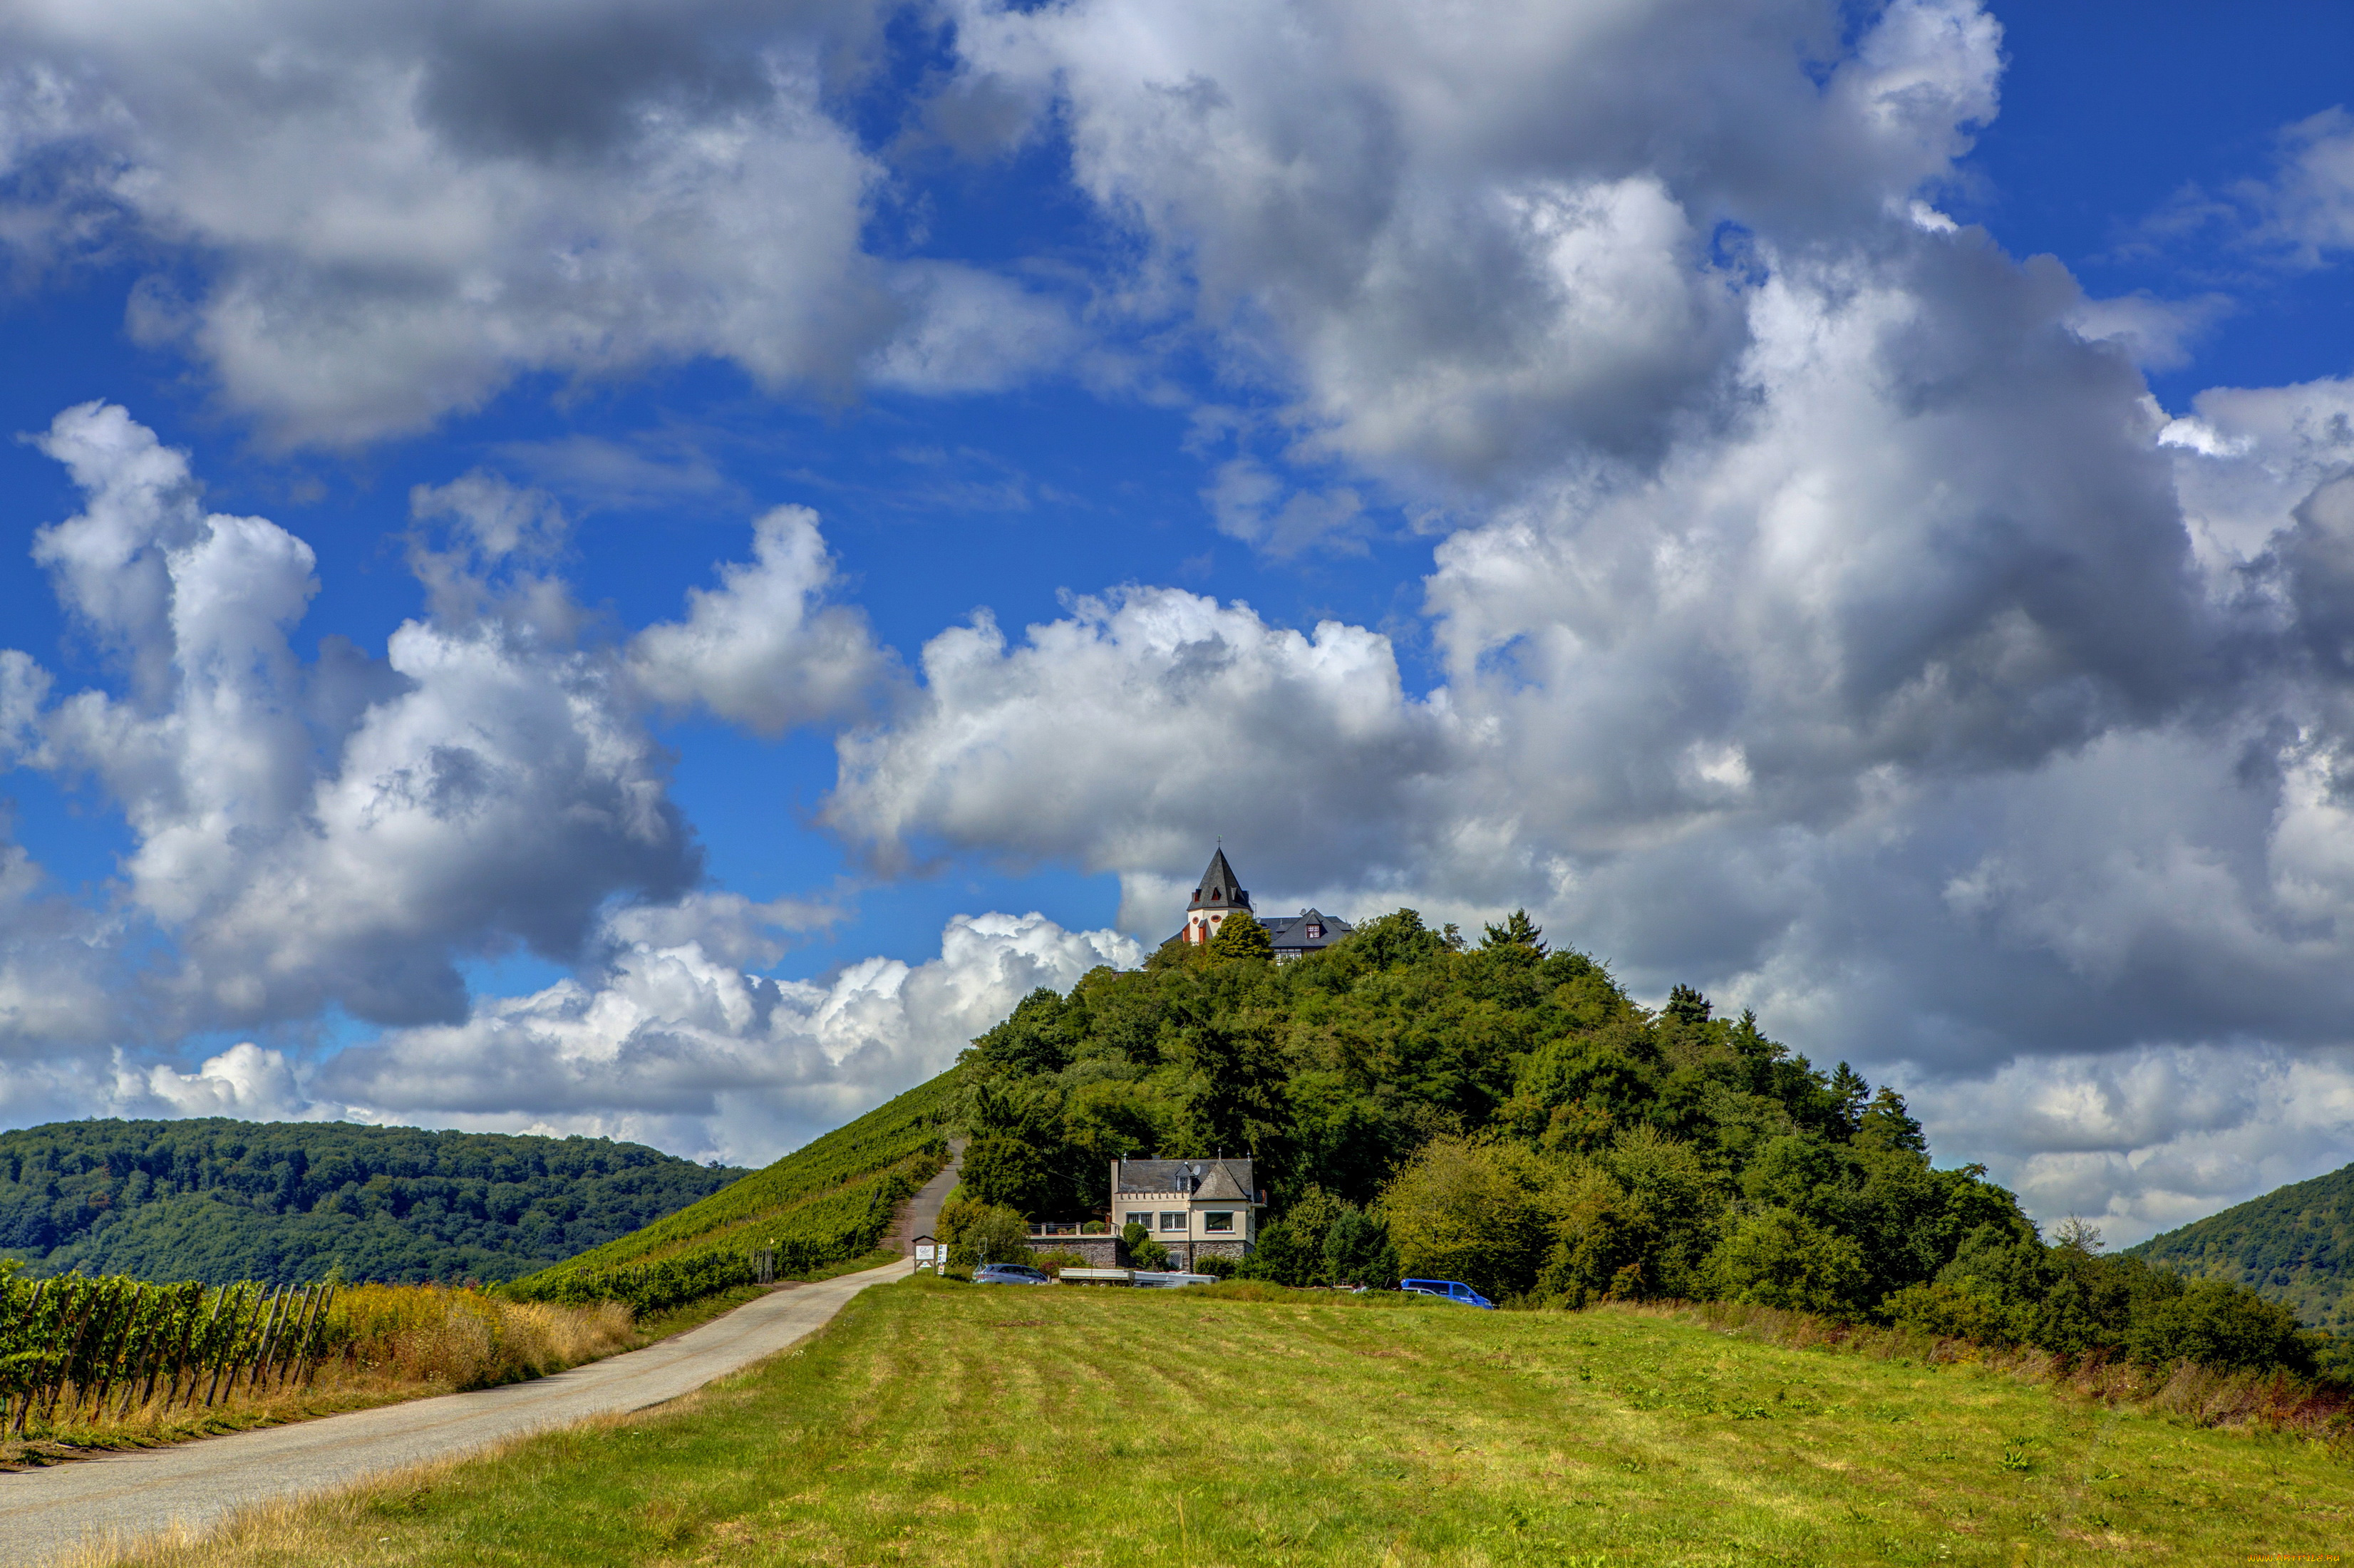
[0,1258,912,1567]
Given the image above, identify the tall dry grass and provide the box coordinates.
[324,1285,632,1393]
[1628,1296,2354,1444]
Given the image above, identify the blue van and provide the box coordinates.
[1399,1278,1496,1309]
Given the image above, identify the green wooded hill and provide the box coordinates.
[502,1071,954,1301]
[502,904,2333,1383]
[942,908,2332,1378]
[0,1118,744,1285]
[2127,1162,2354,1333]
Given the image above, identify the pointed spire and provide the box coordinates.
[1188,847,1250,911]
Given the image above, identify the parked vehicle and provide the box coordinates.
[1130,1271,1219,1289]
[974,1262,1055,1286]
[1399,1277,1496,1309]
[1057,1268,1135,1286]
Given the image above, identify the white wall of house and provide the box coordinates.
[1113,1195,1255,1242]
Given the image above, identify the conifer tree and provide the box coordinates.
[1663,984,1711,1025]
[1480,908,1547,954]
[1829,1062,1870,1138]
[1854,1086,1927,1153]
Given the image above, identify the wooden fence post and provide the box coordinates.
[41,1280,95,1428]
[201,1284,254,1410]
[239,1286,288,1398]
[5,1278,50,1437]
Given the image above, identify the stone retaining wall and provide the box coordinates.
[1022,1235,1120,1269]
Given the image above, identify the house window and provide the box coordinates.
[1204,1211,1236,1233]
[1160,1212,1187,1232]
[1306,923,1322,939]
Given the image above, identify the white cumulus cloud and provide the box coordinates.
[314,908,1142,1165]
[0,0,1073,443]
[629,505,894,735]
[951,0,2000,489]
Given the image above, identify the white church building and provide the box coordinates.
[1176,848,1352,961]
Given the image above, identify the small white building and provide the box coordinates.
[1109,1157,1265,1270]
[1022,1156,1267,1270]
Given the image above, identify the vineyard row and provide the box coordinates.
[1,1273,337,1436]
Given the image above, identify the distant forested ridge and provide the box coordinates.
[0,1118,745,1285]
[2128,1163,2354,1334]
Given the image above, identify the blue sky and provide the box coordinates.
[1,0,2352,1243]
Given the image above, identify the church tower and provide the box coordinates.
[1184,848,1251,946]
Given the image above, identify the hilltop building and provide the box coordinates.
[1175,847,1352,962]
[1025,1156,1266,1272]
[1016,851,1343,1272]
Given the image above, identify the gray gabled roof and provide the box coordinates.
[1115,1156,1258,1200]
[1188,848,1249,912]
[1259,908,1353,951]
[1194,1163,1251,1201]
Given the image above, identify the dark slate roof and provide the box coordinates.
[1261,909,1353,952]
[1115,1157,1259,1200]
[1187,848,1250,912]
[1195,1164,1251,1201]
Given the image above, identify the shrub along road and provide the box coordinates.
[0,1259,911,1567]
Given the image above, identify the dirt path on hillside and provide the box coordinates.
[0,1258,911,1568]
[888,1136,965,1255]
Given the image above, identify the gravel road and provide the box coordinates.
[0,1257,912,1567]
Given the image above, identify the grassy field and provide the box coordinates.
[101,1277,2354,1567]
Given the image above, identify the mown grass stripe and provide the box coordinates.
[91,1278,2354,1568]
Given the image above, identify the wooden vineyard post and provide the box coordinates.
[201,1284,254,1410]
[88,1279,133,1422]
[289,1283,333,1388]
[269,1286,319,1391]
[5,1277,50,1438]
[42,1280,96,1430]
[239,1286,289,1398]
[306,1284,336,1384]
[267,1286,301,1391]
[165,1284,217,1413]
[244,1280,293,1393]
[244,1286,285,1396]
[129,1286,169,1415]
[110,1282,158,1420]
[178,1285,228,1413]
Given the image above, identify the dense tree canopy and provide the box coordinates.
[0,1119,743,1285]
[955,910,2334,1378]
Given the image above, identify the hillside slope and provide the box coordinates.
[0,1118,743,1285]
[504,1070,956,1299]
[2127,1162,2354,1333]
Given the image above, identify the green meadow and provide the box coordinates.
[107,1276,2353,1568]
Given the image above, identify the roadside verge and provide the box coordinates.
[0,1259,910,1568]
